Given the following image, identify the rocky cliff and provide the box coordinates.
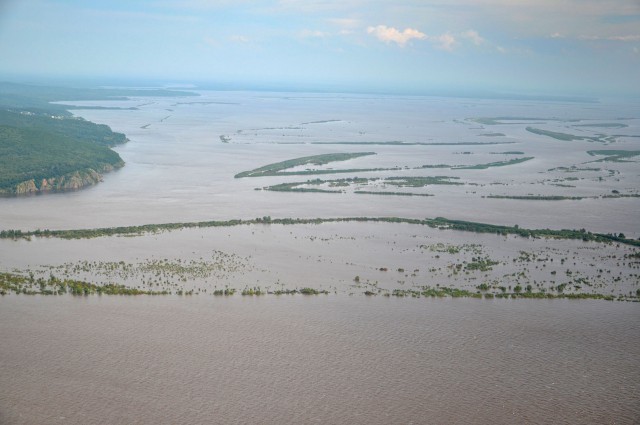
[6,161,124,196]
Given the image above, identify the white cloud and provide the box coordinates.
[328,18,360,29]
[299,29,331,38]
[229,35,250,43]
[460,30,485,45]
[203,36,218,47]
[432,33,457,51]
[366,25,492,51]
[366,25,426,47]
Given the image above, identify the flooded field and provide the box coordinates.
[1,92,639,424]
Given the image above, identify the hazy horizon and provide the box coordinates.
[1,0,639,98]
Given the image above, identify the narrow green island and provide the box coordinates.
[487,195,585,201]
[234,152,377,178]
[526,126,615,144]
[2,215,638,247]
[260,176,463,194]
[587,150,640,162]
[418,157,533,170]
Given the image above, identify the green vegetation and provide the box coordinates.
[307,141,515,146]
[470,117,577,125]
[526,127,584,141]
[2,270,634,301]
[213,288,236,296]
[311,141,422,146]
[587,150,640,162]
[234,152,377,178]
[354,191,434,197]
[260,182,341,194]
[454,157,534,169]
[261,176,462,194]
[0,81,196,116]
[0,121,124,194]
[417,157,533,170]
[300,120,341,125]
[464,257,500,271]
[3,216,639,248]
[384,176,462,186]
[487,195,585,201]
[573,123,627,128]
[0,83,179,194]
[0,272,167,296]
[383,285,630,301]
[0,110,127,147]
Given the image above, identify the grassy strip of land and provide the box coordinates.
[526,127,606,142]
[384,176,462,186]
[417,157,533,170]
[0,81,196,116]
[573,123,628,128]
[526,127,584,141]
[307,141,516,146]
[354,191,434,197]
[470,117,579,125]
[453,157,533,169]
[260,176,462,194]
[259,182,341,193]
[234,152,376,178]
[2,216,638,247]
[487,195,585,201]
[587,150,640,162]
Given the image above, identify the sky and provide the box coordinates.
[0,0,639,97]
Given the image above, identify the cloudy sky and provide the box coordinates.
[0,0,638,96]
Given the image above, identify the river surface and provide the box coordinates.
[1,92,639,235]
[1,296,638,425]
[1,91,639,424]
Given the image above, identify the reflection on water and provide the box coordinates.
[0,296,638,424]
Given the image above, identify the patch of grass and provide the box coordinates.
[234,152,377,178]
[573,123,627,128]
[354,191,434,197]
[3,216,639,247]
[587,150,640,162]
[487,195,585,201]
[454,157,534,169]
[384,176,463,187]
[526,127,583,141]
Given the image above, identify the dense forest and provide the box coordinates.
[0,82,196,195]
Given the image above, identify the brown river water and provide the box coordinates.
[0,296,638,424]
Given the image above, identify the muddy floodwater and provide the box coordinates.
[1,91,639,424]
[1,296,638,425]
